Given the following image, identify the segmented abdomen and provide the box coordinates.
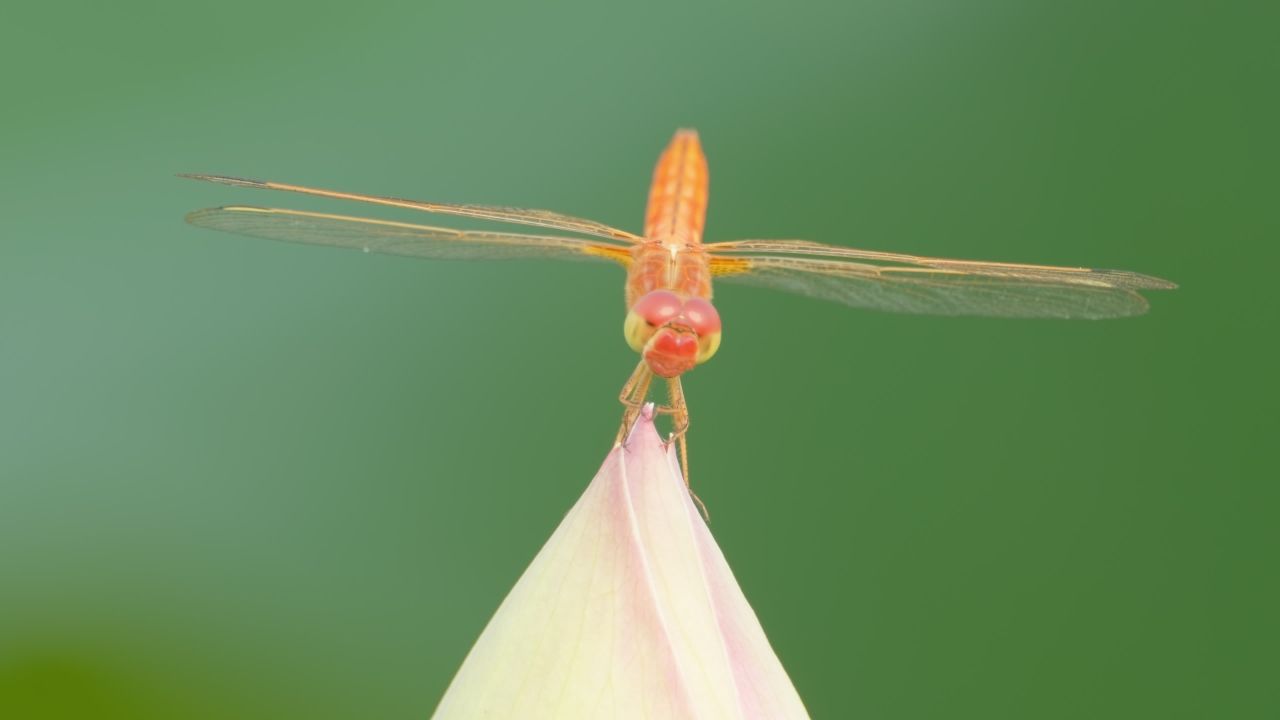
[643,129,708,245]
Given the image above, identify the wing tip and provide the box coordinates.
[184,205,272,226]
[183,207,213,225]
[178,173,268,189]
[1116,290,1152,318]
[1094,269,1177,291]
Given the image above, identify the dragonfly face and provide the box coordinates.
[624,290,722,378]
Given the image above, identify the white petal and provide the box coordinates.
[434,407,809,719]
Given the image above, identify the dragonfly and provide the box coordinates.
[184,128,1175,493]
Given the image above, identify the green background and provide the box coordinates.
[2,1,1275,718]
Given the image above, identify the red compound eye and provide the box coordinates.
[632,290,683,326]
[680,297,721,335]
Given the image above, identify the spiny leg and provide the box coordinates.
[615,363,709,521]
[616,359,654,444]
[664,376,690,481]
[665,375,709,522]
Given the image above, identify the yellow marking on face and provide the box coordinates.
[696,331,721,364]
[624,310,654,352]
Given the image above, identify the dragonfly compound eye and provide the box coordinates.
[680,297,721,336]
[633,290,683,326]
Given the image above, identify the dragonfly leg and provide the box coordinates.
[615,364,708,521]
[616,360,654,445]
[663,376,690,475]
[664,376,709,522]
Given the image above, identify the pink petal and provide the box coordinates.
[433,406,809,719]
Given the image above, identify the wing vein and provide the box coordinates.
[713,254,1161,319]
[181,174,643,242]
[185,206,634,266]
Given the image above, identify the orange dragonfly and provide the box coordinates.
[184,129,1175,487]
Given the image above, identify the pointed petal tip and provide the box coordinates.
[622,403,660,447]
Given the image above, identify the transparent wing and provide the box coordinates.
[185,206,634,265]
[181,174,643,242]
[707,239,1175,290]
[708,250,1175,319]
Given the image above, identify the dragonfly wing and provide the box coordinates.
[707,240,1175,290]
[710,254,1165,319]
[181,174,643,242]
[186,206,634,265]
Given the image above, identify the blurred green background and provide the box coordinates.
[2,1,1275,718]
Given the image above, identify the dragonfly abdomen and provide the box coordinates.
[643,129,708,246]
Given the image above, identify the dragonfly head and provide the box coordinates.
[625,290,722,378]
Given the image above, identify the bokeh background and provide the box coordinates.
[2,1,1275,718]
